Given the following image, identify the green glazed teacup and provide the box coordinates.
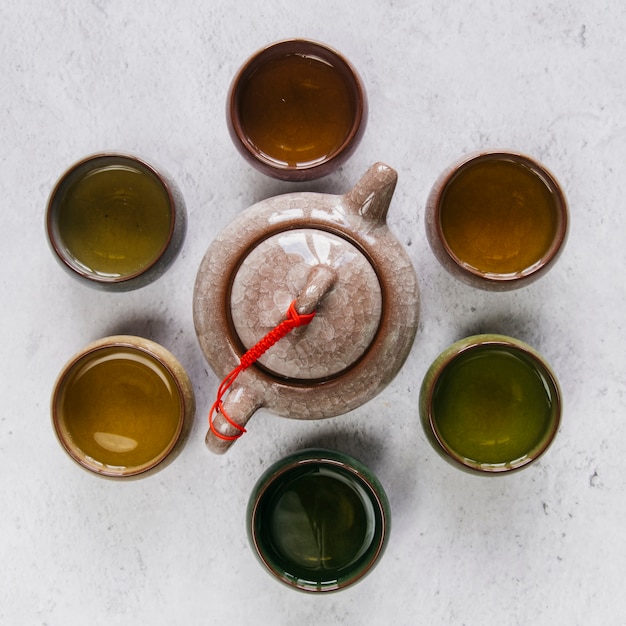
[420,335,562,474]
[247,448,390,592]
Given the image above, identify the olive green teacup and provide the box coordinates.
[247,449,390,592]
[420,335,561,474]
[46,153,187,291]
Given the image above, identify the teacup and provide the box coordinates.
[227,39,367,181]
[425,151,568,290]
[46,153,186,291]
[419,335,561,474]
[247,449,390,592]
[51,336,195,479]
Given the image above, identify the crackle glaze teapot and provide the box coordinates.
[193,163,420,453]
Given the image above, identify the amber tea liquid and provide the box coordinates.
[57,347,182,471]
[238,53,357,167]
[432,345,556,467]
[56,159,172,278]
[440,156,559,275]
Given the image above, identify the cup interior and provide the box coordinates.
[47,154,176,286]
[52,340,187,478]
[422,337,561,473]
[248,450,389,592]
[432,152,568,285]
[228,39,367,180]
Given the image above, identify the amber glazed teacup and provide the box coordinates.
[425,151,568,290]
[46,153,187,291]
[227,39,367,181]
[420,335,562,474]
[51,336,195,479]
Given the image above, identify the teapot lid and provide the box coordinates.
[230,228,382,379]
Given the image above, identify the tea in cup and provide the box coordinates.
[247,449,390,592]
[227,39,367,181]
[51,336,195,478]
[420,335,561,474]
[46,153,186,291]
[425,151,568,290]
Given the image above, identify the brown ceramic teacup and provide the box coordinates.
[51,336,195,479]
[425,151,568,290]
[46,153,187,291]
[227,39,367,181]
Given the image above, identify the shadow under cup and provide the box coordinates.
[420,335,562,474]
[247,449,390,592]
[51,336,194,479]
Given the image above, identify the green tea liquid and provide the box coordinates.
[239,53,356,167]
[262,467,375,580]
[440,157,559,275]
[432,346,555,467]
[56,160,172,278]
[59,347,181,471]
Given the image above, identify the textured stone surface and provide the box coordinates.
[4,2,626,624]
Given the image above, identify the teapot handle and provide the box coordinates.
[205,384,262,454]
[205,264,337,454]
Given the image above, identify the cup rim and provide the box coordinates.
[46,152,178,286]
[421,334,562,474]
[226,38,368,181]
[247,448,390,592]
[51,336,191,479]
[430,150,569,287]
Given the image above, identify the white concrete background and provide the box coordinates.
[2,1,625,624]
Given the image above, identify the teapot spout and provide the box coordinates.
[345,162,398,225]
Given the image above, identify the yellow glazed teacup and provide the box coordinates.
[51,336,195,479]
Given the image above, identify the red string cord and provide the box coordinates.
[209,300,316,441]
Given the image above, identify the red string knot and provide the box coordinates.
[209,300,316,441]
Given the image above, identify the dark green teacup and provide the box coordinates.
[247,449,390,592]
[420,335,562,474]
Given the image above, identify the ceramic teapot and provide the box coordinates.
[193,163,419,453]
